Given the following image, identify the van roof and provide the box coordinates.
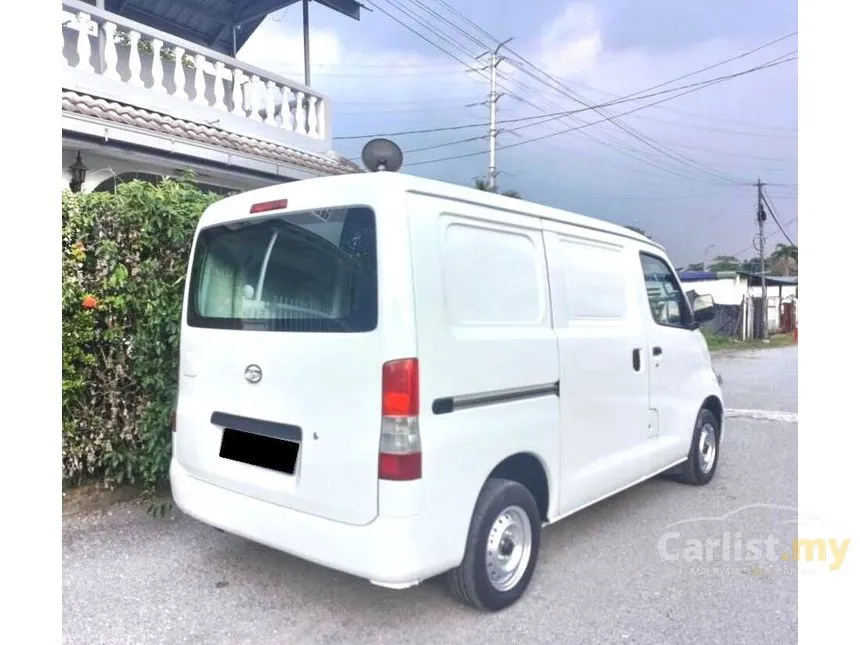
[199,171,665,252]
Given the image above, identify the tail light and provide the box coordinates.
[379,358,421,481]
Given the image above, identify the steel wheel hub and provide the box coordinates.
[698,423,717,474]
[485,505,533,592]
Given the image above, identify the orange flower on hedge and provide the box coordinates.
[82,295,98,310]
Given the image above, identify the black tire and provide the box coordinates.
[445,478,541,612]
[673,408,721,486]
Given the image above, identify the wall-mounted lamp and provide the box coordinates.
[69,151,87,193]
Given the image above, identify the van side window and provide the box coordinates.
[639,253,692,328]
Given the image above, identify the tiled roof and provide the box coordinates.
[61,90,362,176]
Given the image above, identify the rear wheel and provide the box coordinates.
[673,408,721,486]
[446,478,541,612]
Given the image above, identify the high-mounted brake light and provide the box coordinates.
[249,198,288,214]
[379,358,422,481]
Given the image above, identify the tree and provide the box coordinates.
[473,178,521,199]
[739,257,762,273]
[771,243,798,262]
[707,255,741,272]
[769,243,798,276]
[685,262,705,272]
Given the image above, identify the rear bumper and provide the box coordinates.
[169,459,443,587]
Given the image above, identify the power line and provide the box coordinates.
[500,64,747,186]
[350,54,795,186]
[607,32,797,100]
[402,0,488,50]
[369,1,794,185]
[422,0,763,186]
[403,55,796,170]
[400,130,797,167]
[487,44,742,186]
[654,141,796,163]
[339,101,797,139]
[501,76,798,139]
[728,218,797,259]
[433,0,797,132]
[488,60,788,187]
[337,104,478,116]
[762,186,797,246]
[334,54,795,141]
[499,67,798,139]
[360,0,489,81]
[490,32,797,187]
[617,115,797,138]
[271,68,479,77]
[527,75,798,133]
[400,133,791,187]
[363,0,795,188]
[365,0,748,186]
[337,96,482,106]
[671,190,751,244]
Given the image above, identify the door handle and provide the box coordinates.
[653,346,663,356]
[632,348,641,371]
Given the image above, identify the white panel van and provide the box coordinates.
[170,171,724,612]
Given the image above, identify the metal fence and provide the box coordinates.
[697,295,795,339]
[699,303,743,336]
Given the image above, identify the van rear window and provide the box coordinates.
[187,206,377,332]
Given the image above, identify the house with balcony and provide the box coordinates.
[62,0,363,195]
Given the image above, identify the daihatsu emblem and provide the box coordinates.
[244,364,262,384]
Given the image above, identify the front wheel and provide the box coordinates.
[446,478,541,612]
[673,408,721,486]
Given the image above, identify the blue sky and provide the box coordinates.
[239,0,798,267]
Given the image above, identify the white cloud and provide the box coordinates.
[533,3,603,79]
[237,15,485,105]
[236,17,345,76]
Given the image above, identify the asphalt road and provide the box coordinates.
[63,346,799,645]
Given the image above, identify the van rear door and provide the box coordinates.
[174,204,386,526]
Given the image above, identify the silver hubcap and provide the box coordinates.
[698,423,717,474]
[485,505,533,592]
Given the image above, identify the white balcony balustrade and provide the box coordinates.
[61,0,330,147]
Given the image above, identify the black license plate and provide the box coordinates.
[219,428,300,475]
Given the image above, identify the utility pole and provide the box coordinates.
[756,178,768,339]
[302,0,311,86]
[487,44,501,191]
[471,38,512,192]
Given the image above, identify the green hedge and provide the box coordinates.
[62,177,222,490]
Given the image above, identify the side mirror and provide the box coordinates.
[692,293,716,323]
